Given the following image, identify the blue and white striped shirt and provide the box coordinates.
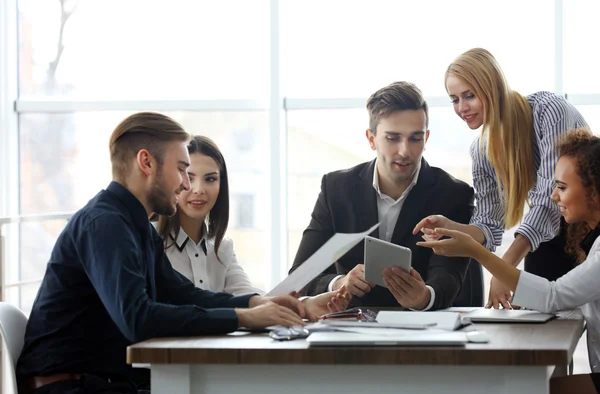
[470,91,588,252]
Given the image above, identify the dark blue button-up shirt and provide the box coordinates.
[17,182,253,380]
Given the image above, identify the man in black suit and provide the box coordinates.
[290,81,475,310]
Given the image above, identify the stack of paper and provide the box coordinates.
[304,311,474,347]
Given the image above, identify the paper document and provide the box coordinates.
[376,311,469,331]
[307,331,468,347]
[330,327,456,337]
[267,223,379,296]
[320,320,434,330]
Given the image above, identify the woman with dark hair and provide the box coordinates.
[158,135,350,318]
[418,128,600,393]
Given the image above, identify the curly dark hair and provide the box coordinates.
[557,128,600,262]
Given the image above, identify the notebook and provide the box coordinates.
[306,331,468,347]
[463,308,555,323]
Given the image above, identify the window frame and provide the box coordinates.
[2,0,598,299]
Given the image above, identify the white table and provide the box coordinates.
[127,319,584,394]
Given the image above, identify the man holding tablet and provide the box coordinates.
[363,236,412,287]
[290,81,475,310]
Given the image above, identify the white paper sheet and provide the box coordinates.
[329,327,454,337]
[376,311,467,331]
[267,223,379,296]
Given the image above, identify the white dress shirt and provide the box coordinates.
[512,226,600,372]
[328,160,435,310]
[164,227,264,296]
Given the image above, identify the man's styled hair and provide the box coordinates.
[366,81,429,134]
[109,112,191,180]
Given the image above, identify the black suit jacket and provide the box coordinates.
[290,158,475,310]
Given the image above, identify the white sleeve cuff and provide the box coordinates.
[410,285,435,311]
[512,270,552,312]
[327,275,344,292]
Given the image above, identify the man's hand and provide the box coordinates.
[249,294,307,319]
[486,276,513,309]
[301,285,352,321]
[382,267,430,310]
[236,302,305,329]
[332,264,375,297]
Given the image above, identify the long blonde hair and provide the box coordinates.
[446,48,534,228]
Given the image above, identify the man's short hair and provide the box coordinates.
[109,112,191,180]
[366,81,429,133]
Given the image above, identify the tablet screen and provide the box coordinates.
[363,236,412,287]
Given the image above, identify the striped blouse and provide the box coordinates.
[470,91,588,252]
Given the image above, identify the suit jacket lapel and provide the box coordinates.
[390,159,436,244]
[354,160,379,238]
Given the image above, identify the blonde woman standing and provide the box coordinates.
[414,48,589,309]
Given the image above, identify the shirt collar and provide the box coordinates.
[170,222,208,255]
[372,159,421,198]
[580,223,600,255]
[106,181,151,237]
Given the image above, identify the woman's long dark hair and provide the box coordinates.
[158,135,229,260]
[557,128,600,262]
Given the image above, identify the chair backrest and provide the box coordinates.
[452,259,485,307]
[0,302,28,393]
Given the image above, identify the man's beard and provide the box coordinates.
[148,168,176,216]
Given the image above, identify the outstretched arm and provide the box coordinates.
[417,228,520,290]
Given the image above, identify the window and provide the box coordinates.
[564,0,600,94]
[234,194,256,229]
[233,128,257,152]
[19,111,269,213]
[3,1,598,315]
[573,106,600,134]
[18,0,270,99]
[283,0,554,98]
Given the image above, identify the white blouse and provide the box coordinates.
[512,227,600,372]
[164,227,264,296]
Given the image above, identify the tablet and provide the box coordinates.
[363,236,411,287]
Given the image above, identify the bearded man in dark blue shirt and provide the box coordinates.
[16,112,338,394]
